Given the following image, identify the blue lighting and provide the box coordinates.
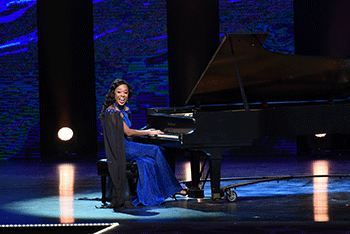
[0,0,297,159]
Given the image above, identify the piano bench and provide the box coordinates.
[96,158,138,204]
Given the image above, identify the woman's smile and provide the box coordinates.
[115,84,129,106]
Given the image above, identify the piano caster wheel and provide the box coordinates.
[225,188,237,202]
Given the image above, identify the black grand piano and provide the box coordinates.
[137,33,350,200]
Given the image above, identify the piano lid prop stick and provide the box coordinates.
[228,34,250,112]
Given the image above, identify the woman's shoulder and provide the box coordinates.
[105,105,121,114]
[105,105,131,114]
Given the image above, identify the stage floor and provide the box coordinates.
[1,154,350,233]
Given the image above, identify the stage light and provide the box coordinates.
[55,127,76,156]
[307,133,331,151]
[58,127,74,141]
[315,133,327,138]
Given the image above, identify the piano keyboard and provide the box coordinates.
[163,128,193,134]
[156,133,179,140]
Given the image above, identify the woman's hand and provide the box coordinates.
[148,129,164,136]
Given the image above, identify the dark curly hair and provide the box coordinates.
[99,79,133,119]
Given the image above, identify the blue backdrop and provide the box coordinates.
[0,0,293,159]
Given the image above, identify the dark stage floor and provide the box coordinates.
[1,154,350,233]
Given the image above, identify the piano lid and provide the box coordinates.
[185,33,350,106]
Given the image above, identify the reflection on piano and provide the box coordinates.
[136,33,350,200]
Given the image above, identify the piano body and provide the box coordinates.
[137,33,350,200]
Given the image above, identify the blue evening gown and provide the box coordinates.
[106,107,183,206]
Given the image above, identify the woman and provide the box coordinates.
[99,79,187,209]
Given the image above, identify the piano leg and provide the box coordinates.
[187,150,205,198]
[206,148,224,200]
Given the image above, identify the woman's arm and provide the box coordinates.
[107,105,162,137]
[123,121,163,137]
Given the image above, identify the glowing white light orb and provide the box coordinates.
[315,133,327,138]
[58,127,74,141]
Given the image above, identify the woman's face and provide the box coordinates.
[114,84,129,107]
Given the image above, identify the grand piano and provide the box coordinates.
[137,33,350,200]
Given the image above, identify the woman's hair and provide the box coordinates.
[99,79,133,119]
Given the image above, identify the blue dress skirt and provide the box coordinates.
[125,139,182,206]
[114,107,182,206]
